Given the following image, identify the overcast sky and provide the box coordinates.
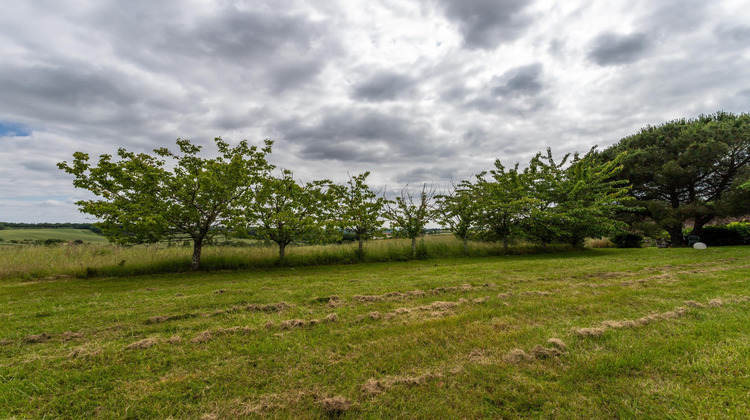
[2,0,750,223]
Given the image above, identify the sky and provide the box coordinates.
[2,0,750,223]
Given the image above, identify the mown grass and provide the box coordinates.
[0,235,568,280]
[1,247,749,418]
[0,228,109,244]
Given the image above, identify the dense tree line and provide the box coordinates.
[0,222,100,233]
[58,111,750,269]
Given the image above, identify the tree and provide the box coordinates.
[246,169,339,260]
[333,172,385,258]
[436,178,479,254]
[474,162,531,251]
[58,138,273,270]
[542,148,630,246]
[518,148,630,247]
[383,184,436,258]
[601,112,750,246]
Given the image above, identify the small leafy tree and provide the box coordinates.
[333,172,385,258]
[436,179,479,254]
[57,138,273,270]
[474,162,531,251]
[246,169,339,261]
[521,148,630,246]
[383,184,437,258]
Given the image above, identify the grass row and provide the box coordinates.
[1,247,749,418]
[0,235,573,280]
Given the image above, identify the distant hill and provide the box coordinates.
[0,228,108,244]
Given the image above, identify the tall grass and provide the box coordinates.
[0,235,573,280]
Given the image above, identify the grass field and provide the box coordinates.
[0,228,109,244]
[0,236,557,280]
[2,247,750,418]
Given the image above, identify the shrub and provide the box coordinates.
[611,233,643,248]
[697,223,750,246]
[584,237,614,248]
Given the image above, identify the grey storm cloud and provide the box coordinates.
[88,2,340,94]
[433,0,534,49]
[276,108,445,163]
[465,63,548,113]
[491,64,544,97]
[587,32,651,66]
[351,71,418,102]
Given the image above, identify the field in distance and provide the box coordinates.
[0,228,109,244]
[2,247,750,418]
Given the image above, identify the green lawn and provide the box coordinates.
[1,247,749,418]
[0,228,108,244]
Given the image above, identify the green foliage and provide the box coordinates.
[58,138,273,270]
[245,169,339,260]
[384,184,437,258]
[695,222,750,246]
[601,111,750,246]
[436,178,481,253]
[332,172,384,257]
[469,148,629,248]
[611,232,644,248]
[474,163,531,249]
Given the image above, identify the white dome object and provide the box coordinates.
[693,242,707,250]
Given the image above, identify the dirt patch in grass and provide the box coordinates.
[319,396,352,415]
[531,345,562,359]
[147,313,200,324]
[60,331,84,341]
[126,338,158,350]
[361,379,387,394]
[191,330,213,344]
[572,327,606,337]
[23,332,51,344]
[547,338,567,350]
[361,370,447,396]
[268,313,338,330]
[504,348,533,363]
[148,301,292,324]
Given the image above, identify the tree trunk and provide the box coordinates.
[279,243,286,260]
[358,237,364,254]
[666,225,685,247]
[191,239,202,271]
[691,214,714,238]
[411,237,417,258]
[462,237,468,255]
[502,234,508,252]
